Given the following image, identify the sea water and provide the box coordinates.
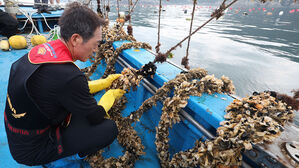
[108,1,299,124]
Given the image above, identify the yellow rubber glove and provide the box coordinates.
[98,89,126,118]
[88,74,122,94]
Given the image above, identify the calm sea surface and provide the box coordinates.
[108,2,299,124]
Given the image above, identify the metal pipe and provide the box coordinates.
[180,110,215,139]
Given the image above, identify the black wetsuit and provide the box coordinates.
[0,9,18,38]
[4,54,118,166]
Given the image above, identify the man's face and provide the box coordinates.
[73,27,102,62]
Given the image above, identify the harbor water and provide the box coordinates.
[108,1,299,124]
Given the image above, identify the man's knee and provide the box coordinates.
[88,119,118,152]
[105,119,118,141]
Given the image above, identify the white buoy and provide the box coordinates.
[279,11,284,16]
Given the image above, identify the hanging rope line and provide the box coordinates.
[105,0,110,18]
[211,0,227,19]
[128,0,131,21]
[117,0,120,17]
[128,0,140,14]
[107,0,110,12]
[102,0,105,18]
[155,0,162,54]
[96,0,103,17]
[127,0,133,36]
[181,0,197,70]
[102,0,109,19]
[124,0,140,36]
[154,0,238,63]
[129,0,133,24]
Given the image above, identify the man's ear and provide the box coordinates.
[69,34,83,47]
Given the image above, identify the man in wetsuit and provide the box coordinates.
[4,2,125,166]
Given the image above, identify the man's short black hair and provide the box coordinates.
[58,2,105,42]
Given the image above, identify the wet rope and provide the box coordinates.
[107,0,110,11]
[126,0,140,36]
[128,0,131,23]
[105,0,110,18]
[102,0,109,19]
[128,0,140,14]
[181,0,197,70]
[154,0,238,63]
[96,0,103,17]
[117,0,120,17]
[127,0,133,36]
[124,68,208,125]
[102,0,105,18]
[155,0,162,54]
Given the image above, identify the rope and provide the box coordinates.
[40,13,53,31]
[117,0,120,17]
[155,0,238,63]
[102,0,105,18]
[96,0,102,15]
[48,25,60,41]
[155,0,162,54]
[126,0,133,36]
[16,7,57,45]
[128,0,132,24]
[17,8,40,37]
[18,8,53,37]
[18,17,30,31]
[181,0,197,69]
[105,0,110,18]
[128,0,139,15]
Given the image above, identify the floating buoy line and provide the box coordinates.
[79,0,298,167]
